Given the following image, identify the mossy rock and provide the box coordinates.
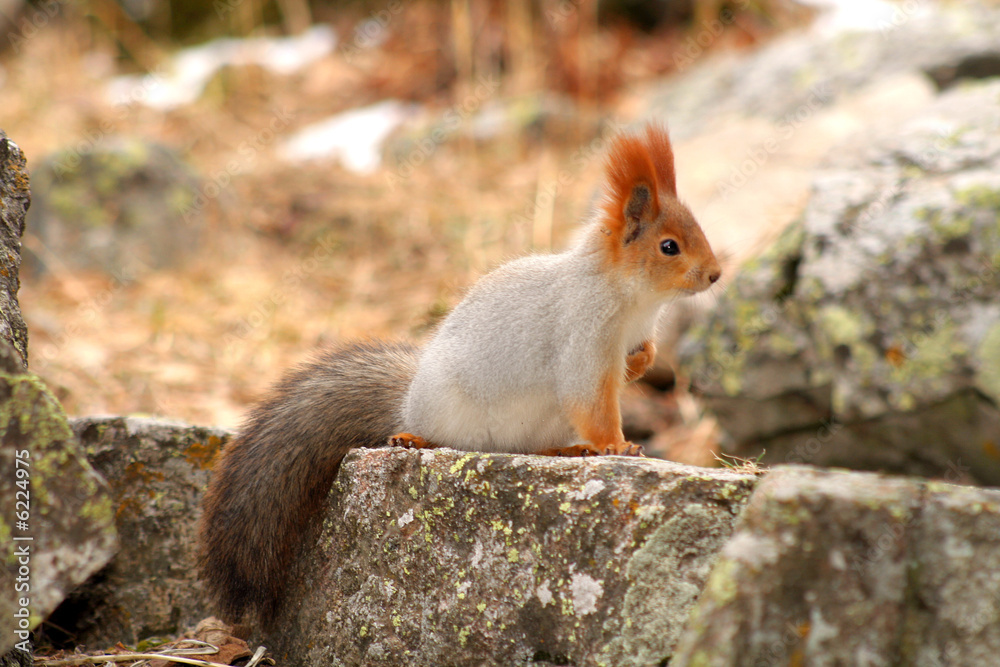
[679,80,1000,486]
[26,137,203,277]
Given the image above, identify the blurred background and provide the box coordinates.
[4,0,998,468]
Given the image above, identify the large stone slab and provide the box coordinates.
[267,448,757,666]
[672,466,1000,666]
[0,130,29,368]
[0,345,117,654]
[47,416,230,647]
[679,80,1000,486]
[647,1,1000,141]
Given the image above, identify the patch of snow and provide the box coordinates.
[279,100,417,173]
[105,25,337,110]
[797,0,930,36]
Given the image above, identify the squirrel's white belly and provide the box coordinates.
[404,383,575,453]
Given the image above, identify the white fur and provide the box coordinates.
[402,225,674,453]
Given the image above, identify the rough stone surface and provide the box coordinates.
[0,644,32,667]
[0,344,117,654]
[25,136,203,277]
[671,466,1000,666]
[267,447,757,667]
[648,2,1000,141]
[679,80,1000,486]
[48,416,231,647]
[0,130,30,368]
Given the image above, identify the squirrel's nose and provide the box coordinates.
[708,270,721,284]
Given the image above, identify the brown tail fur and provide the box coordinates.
[197,340,419,626]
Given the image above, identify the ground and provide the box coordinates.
[2,1,796,459]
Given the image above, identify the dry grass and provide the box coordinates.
[4,0,800,450]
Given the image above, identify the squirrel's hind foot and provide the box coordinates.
[388,433,439,450]
[538,442,644,457]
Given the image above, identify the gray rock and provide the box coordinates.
[0,345,118,654]
[49,416,231,647]
[0,130,30,368]
[0,646,31,667]
[671,466,1000,666]
[678,79,1000,486]
[648,2,1000,141]
[266,447,757,666]
[1,132,118,654]
[25,136,203,277]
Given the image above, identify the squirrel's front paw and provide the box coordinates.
[606,441,645,457]
[625,341,656,383]
[388,433,437,449]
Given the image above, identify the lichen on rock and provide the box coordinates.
[679,80,1000,486]
[0,344,117,654]
[0,131,30,368]
[671,466,1000,666]
[47,416,232,647]
[267,447,757,667]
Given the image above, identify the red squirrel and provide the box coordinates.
[198,122,721,627]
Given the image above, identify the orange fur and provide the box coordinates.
[600,123,676,239]
[569,370,626,448]
[598,122,721,292]
[643,124,677,195]
[388,433,437,449]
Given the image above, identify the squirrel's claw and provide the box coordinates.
[604,441,644,457]
[388,433,437,450]
[622,442,645,457]
[537,442,644,458]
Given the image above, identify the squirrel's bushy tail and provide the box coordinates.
[198,340,419,626]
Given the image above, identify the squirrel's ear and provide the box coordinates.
[602,129,661,243]
[644,123,676,196]
[622,183,654,244]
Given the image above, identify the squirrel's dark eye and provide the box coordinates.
[660,239,680,256]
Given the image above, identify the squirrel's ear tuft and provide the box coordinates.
[643,123,676,196]
[601,122,676,243]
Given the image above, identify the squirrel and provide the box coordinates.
[198,122,722,628]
